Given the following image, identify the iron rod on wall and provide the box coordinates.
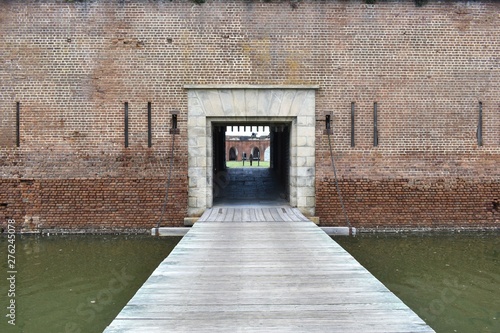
[172,114,177,130]
[16,102,20,148]
[373,102,378,147]
[147,102,152,148]
[351,102,355,147]
[477,102,483,146]
[124,102,129,148]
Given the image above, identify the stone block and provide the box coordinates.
[296,166,315,177]
[297,186,315,197]
[279,90,298,116]
[183,217,198,227]
[306,196,316,207]
[269,90,285,114]
[297,136,307,147]
[245,90,259,116]
[297,146,315,158]
[308,216,320,225]
[188,105,205,117]
[257,90,273,116]
[219,89,234,116]
[229,90,245,115]
[297,115,315,127]
[188,196,197,208]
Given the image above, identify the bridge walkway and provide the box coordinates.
[104,206,434,332]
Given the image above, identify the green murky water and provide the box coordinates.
[0,235,181,333]
[1,233,498,333]
[335,232,500,333]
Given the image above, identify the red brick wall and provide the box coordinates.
[317,177,499,230]
[0,0,498,231]
[225,138,270,161]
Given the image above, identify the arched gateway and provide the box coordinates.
[186,85,318,217]
[228,147,237,161]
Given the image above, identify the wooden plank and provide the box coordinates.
[248,208,257,221]
[262,208,275,221]
[276,207,293,221]
[254,208,266,221]
[241,209,252,222]
[224,208,235,222]
[269,208,283,221]
[205,208,216,222]
[105,206,435,333]
[233,208,242,221]
[290,207,311,221]
[216,207,227,222]
[197,209,213,222]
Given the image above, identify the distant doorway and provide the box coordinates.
[229,147,237,161]
[252,147,260,161]
[212,123,290,206]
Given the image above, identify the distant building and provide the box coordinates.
[225,134,270,162]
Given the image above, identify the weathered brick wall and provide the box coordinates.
[0,0,498,231]
[317,177,499,230]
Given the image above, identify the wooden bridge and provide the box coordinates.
[104,206,435,332]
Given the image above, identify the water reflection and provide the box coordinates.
[335,232,500,333]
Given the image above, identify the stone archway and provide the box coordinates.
[252,147,260,160]
[229,147,237,161]
[186,85,318,217]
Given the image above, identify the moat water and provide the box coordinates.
[335,232,499,333]
[0,235,181,333]
[0,232,498,333]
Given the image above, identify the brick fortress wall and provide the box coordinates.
[0,0,498,232]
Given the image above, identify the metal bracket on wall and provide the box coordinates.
[320,111,333,135]
[169,110,180,135]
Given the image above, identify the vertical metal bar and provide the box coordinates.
[16,102,20,148]
[350,102,355,147]
[477,102,483,146]
[373,102,378,147]
[147,102,152,148]
[124,102,129,148]
[172,114,177,130]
